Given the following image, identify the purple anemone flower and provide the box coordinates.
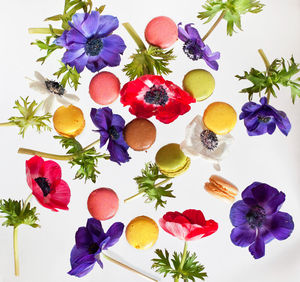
[230,182,294,259]
[55,11,126,73]
[68,218,124,277]
[91,107,130,164]
[240,97,291,136]
[177,23,220,70]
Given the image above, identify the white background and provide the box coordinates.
[0,0,300,281]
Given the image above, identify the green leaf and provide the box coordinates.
[134,163,175,209]
[123,46,176,80]
[53,62,81,91]
[96,5,105,14]
[8,97,52,137]
[0,199,40,228]
[198,0,264,36]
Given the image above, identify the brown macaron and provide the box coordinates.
[204,175,238,203]
[124,118,156,151]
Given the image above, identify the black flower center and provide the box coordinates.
[88,242,99,254]
[34,177,51,197]
[200,130,218,150]
[144,85,169,106]
[258,116,271,123]
[108,126,120,140]
[183,40,202,61]
[246,206,266,228]
[85,38,103,56]
[45,80,65,96]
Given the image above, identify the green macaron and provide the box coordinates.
[183,69,215,101]
[155,143,190,177]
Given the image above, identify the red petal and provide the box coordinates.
[159,218,189,240]
[163,211,189,223]
[49,179,71,209]
[26,156,44,189]
[185,220,218,241]
[42,160,62,183]
[183,209,206,225]
[165,80,195,103]
[128,101,156,119]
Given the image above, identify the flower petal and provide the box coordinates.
[75,227,92,249]
[248,235,265,259]
[230,201,250,227]
[182,209,205,225]
[43,95,55,114]
[185,220,218,241]
[159,218,189,240]
[100,48,121,66]
[62,47,85,64]
[68,253,96,277]
[107,140,130,164]
[177,23,190,42]
[102,35,126,54]
[42,160,62,183]
[185,24,202,43]
[86,218,106,243]
[230,225,256,247]
[268,211,294,240]
[97,15,119,37]
[90,107,112,131]
[26,155,44,185]
[102,222,124,250]
[49,179,71,210]
[81,11,100,37]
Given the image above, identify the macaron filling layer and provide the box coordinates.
[159,157,191,178]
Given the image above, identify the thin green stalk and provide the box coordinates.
[28,28,64,35]
[258,49,271,103]
[102,253,157,281]
[0,122,14,127]
[202,10,226,41]
[123,178,173,203]
[83,139,100,151]
[123,23,147,51]
[174,241,188,282]
[18,148,73,161]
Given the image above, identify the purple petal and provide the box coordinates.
[68,253,96,277]
[273,110,291,136]
[66,28,87,44]
[71,13,88,31]
[54,30,68,47]
[241,101,261,115]
[267,122,276,134]
[259,225,275,244]
[204,58,219,71]
[230,201,250,227]
[107,140,130,164]
[111,114,125,129]
[75,227,92,249]
[260,97,268,105]
[100,48,121,66]
[102,222,124,250]
[81,11,100,37]
[185,24,202,44]
[97,15,119,37]
[269,212,294,240]
[248,235,265,259]
[99,130,109,147]
[62,47,85,64]
[70,245,89,265]
[90,107,113,131]
[86,59,107,72]
[242,182,262,202]
[230,224,256,247]
[86,218,106,243]
[73,53,88,73]
[102,35,126,54]
[177,22,190,42]
[264,192,285,215]
[96,256,104,269]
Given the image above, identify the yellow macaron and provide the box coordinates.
[126,216,159,250]
[53,105,85,138]
[203,102,237,135]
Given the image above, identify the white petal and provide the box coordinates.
[64,93,80,102]
[28,81,49,95]
[43,95,55,113]
[56,96,71,106]
[34,71,46,83]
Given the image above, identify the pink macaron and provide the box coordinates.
[145,16,178,49]
[89,71,120,105]
[87,188,119,221]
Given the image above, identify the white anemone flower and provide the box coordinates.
[27,71,80,113]
[180,115,234,171]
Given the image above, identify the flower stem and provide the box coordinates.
[0,122,14,127]
[102,253,157,281]
[28,28,64,35]
[82,139,100,151]
[18,148,73,161]
[202,10,226,42]
[258,49,271,103]
[174,241,188,282]
[123,23,147,51]
[123,177,173,203]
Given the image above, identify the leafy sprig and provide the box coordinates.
[123,46,176,81]
[8,97,52,137]
[54,136,110,183]
[134,163,175,209]
[152,249,207,281]
[236,56,300,102]
[198,0,264,36]
[53,62,81,90]
[0,199,39,228]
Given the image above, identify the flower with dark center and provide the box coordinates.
[230,182,294,259]
[90,107,130,164]
[68,218,124,277]
[200,130,218,151]
[45,80,65,96]
[55,11,126,73]
[240,97,291,136]
[26,155,71,212]
[178,23,220,70]
[120,75,195,124]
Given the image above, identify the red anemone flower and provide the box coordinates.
[120,75,195,124]
[26,155,71,212]
[159,209,218,241]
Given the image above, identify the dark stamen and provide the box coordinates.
[246,206,266,229]
[200,130,218,150]
[144,85,169,106]
[183,40,203,61]
[108,126,120,140]
[88,242,99,254]
[34,177,51,197]
[258,116,271,123]
[85,38,103,56]
[45,80,65,96]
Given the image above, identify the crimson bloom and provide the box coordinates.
[120,75,195,124]
[26,155,71,212]
[159,209,218,241]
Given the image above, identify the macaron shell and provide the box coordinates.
[183,69,215,101]
[53,105,85,138]
[159,157,190,177]
[126,216,159,250]
[124,118,156,151]
[204,182,235,203]
[203,102,237,135]
[145,16,178,49]
[89,71,120,105]
[87,188,119,221]
[209,175,238,196]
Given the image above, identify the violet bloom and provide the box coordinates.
[178,23,220,70]
[91,107,130,164]
[230,182,294,259]
[68,218,124,277]
[55,11,126,73]
[240,97,291,136]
